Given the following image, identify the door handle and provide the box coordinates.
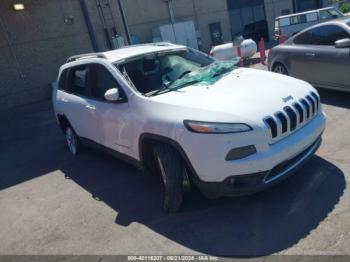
[60,98,68,103]
[86,105,96,110]
[305,53,315,57]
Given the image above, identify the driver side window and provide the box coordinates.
[89,64,125,100]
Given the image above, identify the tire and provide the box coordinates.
[273,63,289,75]
[153,144,184,213]
[65,126,81,156]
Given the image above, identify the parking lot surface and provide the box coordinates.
[0,79,350,256]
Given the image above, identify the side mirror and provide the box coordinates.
[335,38,350,48]
[104,88,120,102]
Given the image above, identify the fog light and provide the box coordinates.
[225,145,257,161]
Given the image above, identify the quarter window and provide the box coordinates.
[294,30,312,44]
[65,65,89,96]
[58,69,69,91]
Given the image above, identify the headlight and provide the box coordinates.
[184,120,252,134]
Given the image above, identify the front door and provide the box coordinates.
[304,25,350,88]
[85,63,132,156]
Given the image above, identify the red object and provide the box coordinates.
[259,37,266,65]
[268,49,272,60]
[237,46,244,67]
[279,34,288,44]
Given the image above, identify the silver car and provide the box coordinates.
[268,17,350,92]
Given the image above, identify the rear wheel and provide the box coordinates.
[153,144,185,213]
[273,63,289,75]
[65,126,81,156]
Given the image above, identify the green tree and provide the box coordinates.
[333,0,350,13]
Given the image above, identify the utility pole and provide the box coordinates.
[117,0,132,45]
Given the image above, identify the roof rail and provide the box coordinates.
[115,42,175,51]
[66,53,107,63]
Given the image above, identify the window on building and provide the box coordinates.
[281,9,291,15]
[226,0,268,41]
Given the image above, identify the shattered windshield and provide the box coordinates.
[166,59,239,90]
[115,49,239,96]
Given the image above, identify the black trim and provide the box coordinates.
[56,114,73,134]
[194,137,322,198]
[139,133,200,179]
[79,137,143,170]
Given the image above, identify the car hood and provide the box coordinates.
[150,68,316,124]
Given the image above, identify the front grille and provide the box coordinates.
[264,92,320,142]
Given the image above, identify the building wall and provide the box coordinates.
[264,0,295,39]
[0,0,96,110]
[121,0,231,52]
[0,0,339,110]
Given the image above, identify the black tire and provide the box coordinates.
[153,144,184,213]
[65,126,81,156]
[273,63,289,75]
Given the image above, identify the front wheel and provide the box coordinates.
[273,63,289,75]
[153,144,184,213]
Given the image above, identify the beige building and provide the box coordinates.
[0,0,334,110]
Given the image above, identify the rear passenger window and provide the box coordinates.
[58,69,69,91]
[294,30,312,44]
[68,65,89,96]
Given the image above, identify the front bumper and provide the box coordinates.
[194,136,322,198]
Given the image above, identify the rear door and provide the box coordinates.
[303,25,350,88]
[61,64,95,140]
[289,30,313,80]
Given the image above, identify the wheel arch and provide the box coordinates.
[138,133,199,179]
[56,114,73,134]
[272,60,289,74]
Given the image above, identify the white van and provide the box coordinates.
[275,7,344,39]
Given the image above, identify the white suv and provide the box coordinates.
[53,43,326,212]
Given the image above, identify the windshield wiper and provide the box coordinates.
[145,85,171,97]
[146,79,201,97]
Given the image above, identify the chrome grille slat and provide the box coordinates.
[284,106,297,131]
[264,92,320,143]
[310,92,319,113]
[276,112,288,134]
[306,95,316,115]
[300,98,311,120]
[293,103,304,124]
